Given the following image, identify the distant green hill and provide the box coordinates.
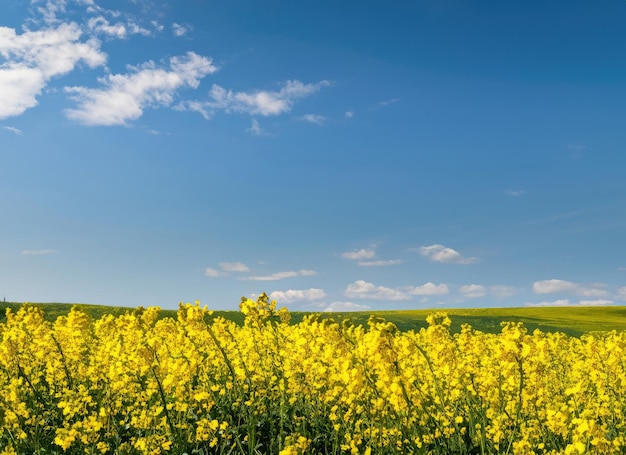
[2,301,625,337]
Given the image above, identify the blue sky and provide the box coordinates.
[1,0,625,311]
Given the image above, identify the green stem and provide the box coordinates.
[149,355,179,447]
[50,333,74,389]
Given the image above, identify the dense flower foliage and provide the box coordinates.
[1,295,625,454]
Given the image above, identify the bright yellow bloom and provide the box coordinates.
[2,301,626,454]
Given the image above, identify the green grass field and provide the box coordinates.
[2,301,625,336]
[0,302,626,336]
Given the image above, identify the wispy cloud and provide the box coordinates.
[34,0,85,24]
[357,259,402,267]
[65,52,217,125]
[3,126,22,135]
[407,282,449,296]
[373,98,399,109]
[205,261,250,277]
[579,299,613,306]
[207,263,317,281]
[341,246,402,267]
[345,111,354,118]
[344,280,409,301]
[341,248,376,260]
[219,262,250,272]
[505,189,526,197]
[532,279,608,298]
[459,284,486,298]
[180,80,331,119]
[489,285,517,298]
[246,119,263,135]
[323,301,370,312]
[525,298,613,307]
[245,270,316,281]
[87,16,151,39]
[416,244,477,264]
[269,288,326,304]
[344,280,449,301]
[532,281,626,305]
[456,284,516,299]
[525,299,572,307]
[300,114,326,125]
[21,249,56,255]
[172,23,192,37]
[205,268,222,278]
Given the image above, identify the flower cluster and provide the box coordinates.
[1,300,625,454]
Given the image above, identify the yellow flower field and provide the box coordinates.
[1,295,625,454]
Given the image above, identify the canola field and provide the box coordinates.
[1,295,625,455]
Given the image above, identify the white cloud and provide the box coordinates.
[525,298,613,307]
[407,282,449,296]
[525,299,572,307]
[532,279,609,298]
[86,15,152,39]
[344,280,448,301]
[246,119,263,135]
[0,66,44,119]
[417,244,477,264]
[459,284,486,298]
[300,114,326,125]
[205,268,222,278]
[172,23,191,37]
[0,22,106,119]
[578,299,613,306]
[375,98,399,108]
[357,259,402,267]
[34,0,72,24]
[505,189,526,196]
[64,51,217,125]
[490,285,517,298]
[341,248,376,260]
[323,301,370,312]
[269,288,326,304]
[178,100,212,120]
[181,80,330,118]
[206,262,249,277]
[579,284,610,297]
[87,16,127,38]
[344,280,410,301]
[3,126,22,135]
[245,270,316,281]
[532,279,578,294]
[219,262,250,272]
[127,22,153,37]
[345,111,354,118]
[617,287,626,302]
[341,247,402,267]
[151,20,164,33]
[21,249,56,255]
